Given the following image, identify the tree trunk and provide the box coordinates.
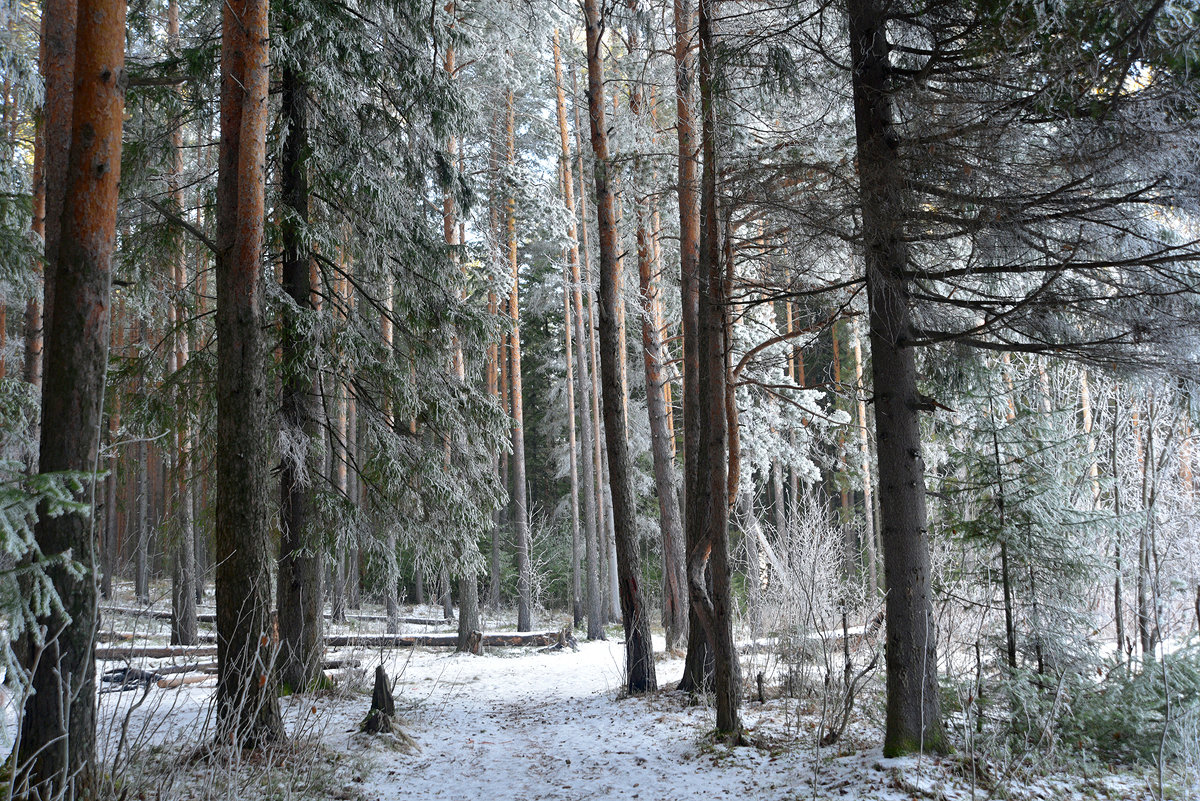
[625,44,688,651]
[214,0,284,745]
[277,55,324,693]
[136,438,149,604]
[1137,398,1158,658]
[101,309,121,601]
[348,398,361,612]
[850,319,879,594]
[486,276,502,611]
[25,0,77,406]
[573,70,610,628]
[674,0,713,696]
[557,53,604,640]
[737,488,762,637]
[847,0,945,755]
[583,0,656,693]
[414,566,425,606]
[602,443,621,623]
[15,0,123,791]
[505,89,533,633]
[555,37,584,630]
[167,0,197,648]
[435,567,451,621]
[329,262,349,625]
[1111,392,1126,657]
[990,429,1017,672]
[686,0,738,734]
[563,264,584,627]
[456,571,480,653]
[637,200,688,652]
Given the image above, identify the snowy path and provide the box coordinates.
[89,633,1161,800]
[328,639,909,801]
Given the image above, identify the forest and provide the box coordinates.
[1,0,1199,797]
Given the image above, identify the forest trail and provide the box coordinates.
[322,640,995,801]
[345,639,809,801]
[89,633,1160,801]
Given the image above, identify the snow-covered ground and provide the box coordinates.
[0,585,1178,800]
[84,628,1171,801]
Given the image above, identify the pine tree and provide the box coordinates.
[16,0,125,790]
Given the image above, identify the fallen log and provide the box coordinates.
[101,606,216,623]
[101,606,448,627]
[157,674,214,689]
[325,631,559,648]
[96,645,217,660]
[97,632,554,660]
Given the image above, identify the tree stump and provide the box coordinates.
[361,665,396,735]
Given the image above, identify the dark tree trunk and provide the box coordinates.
[440,567,454,621]
[456,570,480,653]
[214,0,284,745]
[26,0,77,406]
[685,0,739,734]
[584,0,656,693]
[673,0,714,695]
[847,0,945,755]
[414,564,426,605]
[15,0,123,792]
[277,58,324,693]
[990,429,1017,671]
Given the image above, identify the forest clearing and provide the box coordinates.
[3,0,1200,795]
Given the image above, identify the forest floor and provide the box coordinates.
[12,588,1186,800]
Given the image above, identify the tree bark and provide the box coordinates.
[135,435,149,604]
[25,0,77,404]
[847,0,945,755]
[329,262,349,625]
[673,0,713,695]
[16,0,123,791]
[637,199,688,652]
[602,442,621,622]
[505,88,533,632]
[850,319,879,594]
[1111,392,1126,656]
[563,264,584,628]
[456,571,481,653]
[555,37,584,631]
[556,51,604,639]
[101,304,122,602]
[439,567,454,621]
[167,0,197,648]
[214,0,284,745]
[276,53,324,693]
[572,67,610,630]
[583,0,657,693]
[686,0,738,734]
[625,38,688,652]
